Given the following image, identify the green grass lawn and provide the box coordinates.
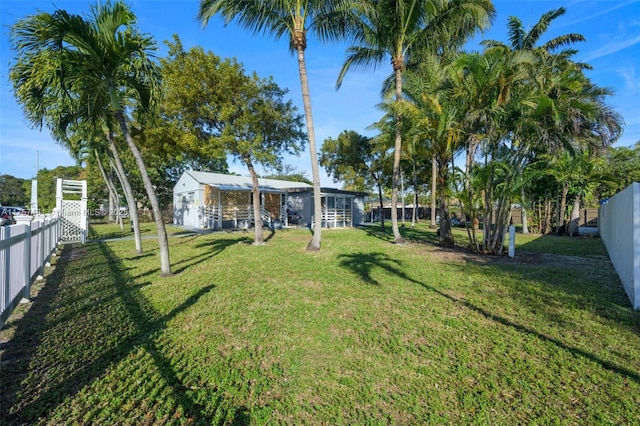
[2,223,639,424]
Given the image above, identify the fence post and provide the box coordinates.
[43,216,50,262]
[1,226,8,315]
[22,223,32,301]
[36,217,45,279]
[15,217,33,301]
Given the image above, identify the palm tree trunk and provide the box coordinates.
[295,46,322,252]
[106,134,142,254]
[544,196,552,234]
[95,153,115,223]
[373,172,385,231]
[430,156,437,229]
[412,163,418,226]
[568,195,581,236]
[390,66,405,244]
[437,158,454,247]
[557,185,569,235]
[94,150,121,229]
[521,189,529,234]
[114,111,172,276]
[245,156,264,245]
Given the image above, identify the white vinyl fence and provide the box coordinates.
[0,215,61,327]
[599,182,640,309]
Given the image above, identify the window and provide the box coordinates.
[326,196,335,209]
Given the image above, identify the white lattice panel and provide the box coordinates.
[56,179,87,243]
[60,200,84,241]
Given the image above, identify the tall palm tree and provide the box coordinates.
[336,0,494,244]
[405,76,465,246]
[50,104,145,252]
[10,1,172,275]
[447,46,538,252]
[480,7,590,237]
[198,0,353,252]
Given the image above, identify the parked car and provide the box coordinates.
[1,209,14,226]
[1,206,27,225]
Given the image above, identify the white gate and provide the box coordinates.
[55,179,88,243]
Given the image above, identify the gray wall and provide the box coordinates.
[353,196,365,226]
[599,182,640,309]
[286,192,310,227]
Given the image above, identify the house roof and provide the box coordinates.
[185,170,312,192]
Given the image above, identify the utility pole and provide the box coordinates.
[30,150,38,213]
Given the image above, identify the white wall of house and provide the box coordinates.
[173,173,205,228]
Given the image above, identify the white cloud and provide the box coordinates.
[581,35,640,62]
[617,66,640,94]
[563,1,638,27]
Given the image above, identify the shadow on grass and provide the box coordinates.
[357,223,440,246]
[87,224,156,241]
[337,252,402,285]
[339,250,640,384]
[123,235,251,279]
[171,235,252,275]
[0,241,239,424]
[357,224,393,243]
[1,245,74,399]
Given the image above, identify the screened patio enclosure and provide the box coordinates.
[203,185,286,230]
[319,195,353,228]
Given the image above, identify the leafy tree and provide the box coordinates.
[160,38,306,244]
[320,130,390,229]
[602,142,640,197]
[198,0,354,252]
[475,6,621,243]
[9,1,172,275]
[405,72,466,246]
[24,166,83,212]
[320,130,374,192]
[337,0,495,244]
[263,164,312,185]
[0,175,28,207]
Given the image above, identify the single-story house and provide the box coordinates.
[173,171,366,230]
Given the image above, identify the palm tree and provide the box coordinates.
[49,104,145,251]
[447,46,539,252]
[10,1,172,275]
[198,0,353,252]
[483,7,585,56]
[336,0,494,244]
[405,78,465,246]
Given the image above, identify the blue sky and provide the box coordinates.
[1,0,639,185]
